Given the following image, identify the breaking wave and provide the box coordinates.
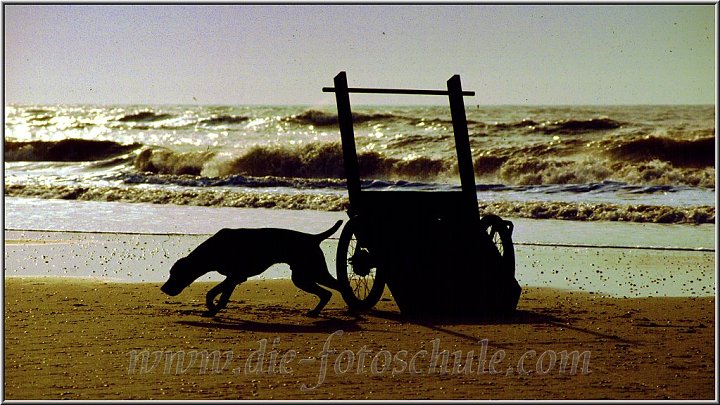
[5,140,141,162]
[135,143,451,180]
[603,135,715,168]
[129,138,715,188]
[478,155,715,188]
[134,147,216,176]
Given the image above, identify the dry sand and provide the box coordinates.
[4,276,715,400]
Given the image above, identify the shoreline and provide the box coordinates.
[3,277,715,400]
[5,225,715,298]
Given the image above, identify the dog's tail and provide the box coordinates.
[314,220,343,241]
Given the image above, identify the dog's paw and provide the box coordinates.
[201,310,217,318]
[306,310,320,318]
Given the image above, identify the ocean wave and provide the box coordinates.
[479,201,714,224]
[285,109,400,127]
[4,184,348,212]
[122,173,347,189]
[5,183,713,224]
[129,140,715,188]
[201,142,450,180]
[483,119,539,132]
[411,117,481,126]
[118,172,700,199]
[532,118,624,134]
[495,156,610,185]
[198,115,250,126]
[133,142,452,181]
[134,147,216,176]
[117,111,173,122]
[388,134,454,149]
[603,135,715,168]
[478,155,715,188]
[474,156,507,174]
[24,108,54,115]
[26,113,54,122]
[5,140,141,162]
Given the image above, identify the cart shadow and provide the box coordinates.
[367,309,635,345]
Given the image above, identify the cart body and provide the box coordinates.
[324,72,521,316]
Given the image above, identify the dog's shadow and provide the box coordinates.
[177,308,364,333]
[174,305,633,345]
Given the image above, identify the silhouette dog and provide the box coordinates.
[161,221,344,317]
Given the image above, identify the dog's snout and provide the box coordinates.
[160,282,181,296]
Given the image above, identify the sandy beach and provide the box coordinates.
[4,230,716,400]
[3,209,716,400]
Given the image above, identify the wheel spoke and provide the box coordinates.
[338,220,384,309]
[489,228,504,256]
[349,239,356,256]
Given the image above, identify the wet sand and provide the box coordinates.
[4,276,715,400]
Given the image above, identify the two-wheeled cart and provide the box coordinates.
[323,72,521,316]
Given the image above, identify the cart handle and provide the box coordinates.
[322,87,475,97]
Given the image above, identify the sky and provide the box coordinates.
[3,4,716,105]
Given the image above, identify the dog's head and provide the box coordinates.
[160,257,205,296]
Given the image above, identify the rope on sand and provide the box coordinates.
[512,241,714,253]
[5,228,715,253]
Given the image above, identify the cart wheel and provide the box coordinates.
[336,217,386,311]
[479,215,516,277]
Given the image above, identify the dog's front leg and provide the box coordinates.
[203,279,231,317]
[213,280,240,314]
[202,278,242,317]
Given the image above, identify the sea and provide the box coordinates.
[4,104,716,225]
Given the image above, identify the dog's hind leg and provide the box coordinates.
[310,248,344,294]
[203,278,242,317]
[317,272,343,292]
[292,273,332,317]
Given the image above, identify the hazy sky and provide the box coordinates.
[3,4,716,105]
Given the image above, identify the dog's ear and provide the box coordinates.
[170,257,188,273]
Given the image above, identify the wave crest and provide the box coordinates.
[480,201,714,224]
[203,142,449,180]
[5,140,141,162]
[604,135,715,168]
[129,140,715,188]
[199,115,250,126]
[134,147,216,176]
[477,155,714,188]
[117,111,173,122]
[534,118,624,134]
[286,109,400,127]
